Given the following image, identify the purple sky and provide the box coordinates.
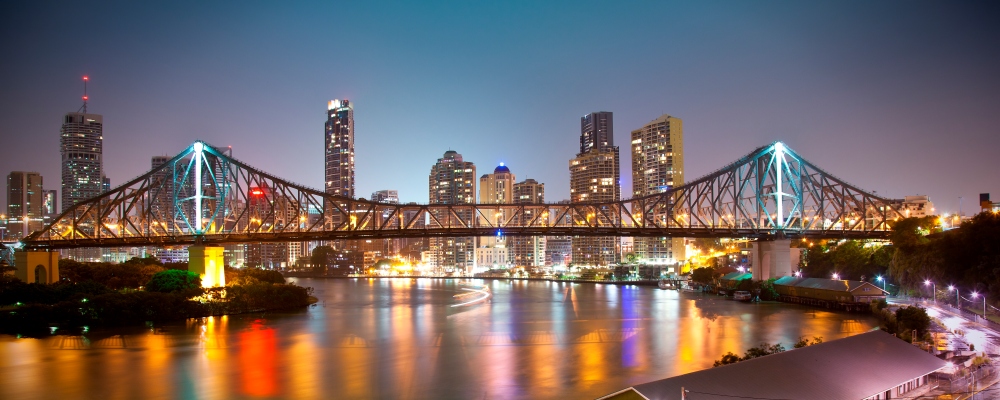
[2,1,998,215]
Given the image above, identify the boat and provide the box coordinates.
[658,280,673,289]
[733,291,752,302]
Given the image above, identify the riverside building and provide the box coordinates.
[630,114,686,269]
[428,151,476,273]
[570,112,620,267]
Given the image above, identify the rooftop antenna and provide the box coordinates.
[79,76,89,113]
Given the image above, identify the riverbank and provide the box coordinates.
[283,273,671,287]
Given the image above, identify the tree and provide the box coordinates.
[310,245,335,273]
[793,336,824,348]
[690,267,718,285]
[145,270,201,293]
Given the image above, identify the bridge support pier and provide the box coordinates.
[751,239,798,281]
[189,245,225,288]
[14,250,60,284]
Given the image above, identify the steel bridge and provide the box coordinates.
[4,140,904,257]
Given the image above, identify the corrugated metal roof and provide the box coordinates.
[719,272,751,281]
[625,330,945,400]
[775,277,886,294]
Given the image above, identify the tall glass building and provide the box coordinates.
[60,112,103,212]
[325,99,354,198]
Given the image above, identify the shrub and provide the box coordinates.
[146,270,202,293]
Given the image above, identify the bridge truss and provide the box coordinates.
[19,141,905,250]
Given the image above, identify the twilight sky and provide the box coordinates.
[2,1,998,214]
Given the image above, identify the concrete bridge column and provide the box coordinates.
[751,239,793,281]
[189,245,225,288]
[14,250,60,284]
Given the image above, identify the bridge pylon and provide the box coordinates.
[14,250,60,284]
[189,245,225,288]
[750,238,800,281]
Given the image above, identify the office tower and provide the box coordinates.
[428,150,476,273]
[580,111,614,155]
[61,112,103,212]
[42,190,57,219]
[371,190,399,203]
[7,171,44,239]
[631,114,685,267]
[510,178,546,268]
[475,164,515,270]
[325,99,354,198]
[570,112,621,266]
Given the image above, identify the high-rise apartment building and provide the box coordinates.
[325,99,354,198]
[510,178,546,268]
[570,112,621,267]
[7,171,44,239]
[60,112,103,212]
[428,150,476,273]
[475,164,516,269]
[371,190,399,203]
[631,114,685,266]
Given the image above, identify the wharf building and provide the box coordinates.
[511,178,546,268]
[630,114,686,270]
[569,111,620,267]
[428,150,476,273]
[475,164,515,270]
[6,172,45,240]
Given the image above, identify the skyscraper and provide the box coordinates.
[325,99,354,198]
[631,114,685,267]
[511,178,546,268]
[570,112,621,267]
[428,150,476,273]
[7,171,44,239]
[475,164,515,269]
[60,112,103,212]
[371,190,399,203]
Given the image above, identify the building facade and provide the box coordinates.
[371,190,399,203]
[60,112,103,212]
[325,99,355,198]
[570,113,621,266]
[901,195,934,218]
[428,150,476,273]
[510,178,546,268]
[475,164,516,270]
[6,171,44,239]
[630,114,685,267]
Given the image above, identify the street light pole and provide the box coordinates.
[949,285,957,309]
[924,280,935,302]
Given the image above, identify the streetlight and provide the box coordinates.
[972,292,987,319]
[876,275,886,292]
[948,285,957,308]
[832,272,840,280]
[924,280,936,302]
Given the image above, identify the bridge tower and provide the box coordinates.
[14,250,59,284]
[751,239,799,281]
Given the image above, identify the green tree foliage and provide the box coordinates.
[310,245,336,272]
[891,213,1000,301]
[690,267,719,285]
[226,267,286,285]
[145,270,202,293]
[793,336,824,348]
[713,342,787,367]
[61,258,165,290]
[801,240,891,281]
[870,303,930,342]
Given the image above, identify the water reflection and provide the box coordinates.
[0,278,876,399]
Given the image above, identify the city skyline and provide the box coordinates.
[2,2,999,215]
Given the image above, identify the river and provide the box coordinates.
[0,278,876,399]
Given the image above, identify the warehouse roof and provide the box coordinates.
[602,330,945,400]
[774,277,886,294]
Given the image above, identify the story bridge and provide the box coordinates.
[3,140,905,285]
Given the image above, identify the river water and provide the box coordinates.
[0,278,876,399]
